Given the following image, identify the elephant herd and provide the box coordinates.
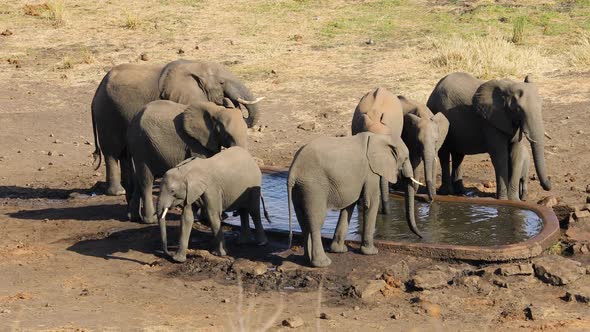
[91,59,551,267]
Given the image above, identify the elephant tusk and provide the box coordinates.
[159,207,168,222]
[410,177,424,187]
[523,132,537,143]
[544,131,552,140]
[237,97,265,105]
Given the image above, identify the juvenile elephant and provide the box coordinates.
[157,147,269,263]
[351,88,423,212]
[398,95,449,201]
[126,99,247,224]
[427,72,551,200]
[287,132,421,268]
[91,59,263,196]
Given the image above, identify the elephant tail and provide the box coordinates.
[260,193,271,223]
[287,178,294,250]
[91,92,102,170]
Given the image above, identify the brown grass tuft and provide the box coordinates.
[124,11,141,30]
[47,0,66,27]
[568,33,590,68]
[81,47,95,64]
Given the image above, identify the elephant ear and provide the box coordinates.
[185,177,208,205]
[431,112,449,150]
[159,60,225,106]
[182,103,221,153]
[472,79,515,136]
[366,134,398,183]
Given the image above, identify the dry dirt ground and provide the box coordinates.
[1,0,590,331]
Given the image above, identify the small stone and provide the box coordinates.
[492,278,508,288]
[0,29,13,36]
[229,40,234,45]
[390,312,401,320]
[194,45,200,50]
[353,306,360,311]
[537,196,559,209]
[282,316,304,328]
[53,139,62,144]
[85,140,92,145]
[177,48,185,55]
[231,259,268,276]
[58,153,64,157]
[366,38,375,45]
[409,269,451,290]
[574,209,590,220]
[319,312,330,320]
[524,305,555,321]
[49,133,54,137]
[17,150,21,153]
[565,284,590,304]
[140,52,149,61]
[340,312,346,317]
[222,298,230,303]
[297,121,316,131]
[353,279,387,299]
[38,167,46,171]
[47,151,54,156]
[0,309,10,314]
[383,260,410,282]
[533,256,586,286]
[496,263,534,276]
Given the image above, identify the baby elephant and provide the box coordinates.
[287,132,422,268]
[157,147,269,262]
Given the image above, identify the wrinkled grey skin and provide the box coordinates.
[398,95,449,201]
[126,99,248,224]
[350,87,406,214]
[427,72,551,200]
[287,132,420,268]
[510,140,530,200]
[91,59,262,196]
[156,147,269,263]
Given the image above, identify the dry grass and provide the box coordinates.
[428,30,548,79]
[568,33,590,68]
[511,16,527,44]
[47,0,66,27]
[57,56,74,70]
[80,47,95,64]
[124,11,141,30]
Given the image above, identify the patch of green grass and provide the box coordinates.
[183,0,204,7]
[511,16,527,44]
[320,0,401,38]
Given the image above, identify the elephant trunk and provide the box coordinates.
[225,82,259,128]
[423,150,436,202]
[156,201,171,256]
[405,178,422,238]
[524,123,551,191]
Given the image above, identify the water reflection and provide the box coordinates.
[224,172,543,246]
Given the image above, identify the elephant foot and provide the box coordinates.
[127,212,141,223]
[360,244,378,255]
[141,215,158,224]
[212,246,227,257]
[310,254,332,268]
[172,252,187,263]
[452,181,466,195]
[379,202,392,215]
[255,233,269,246]
[437,185,451,196]
[329,241,348,253]
[106,184,126,196]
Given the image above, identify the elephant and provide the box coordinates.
[91,59,263,196]
[427,72,551,200]
[510,140,530,200]
[351,88,423,213]
[286,132,421,268]
[126,98,248,224]
[398,95,449,201]
[157,146,269,263]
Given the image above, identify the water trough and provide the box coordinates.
[223,167,560,262]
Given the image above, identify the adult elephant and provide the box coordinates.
[126,99,248,224]
[91,59,263,196]
[427,72,551,200]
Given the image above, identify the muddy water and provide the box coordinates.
[225,172,543,246]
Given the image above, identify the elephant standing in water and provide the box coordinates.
[126,99,248,224]
[427,72,551,200]
[91,59,263,196]
[157,147,269,263]
[287,132,421,268]
[398,95,449,201]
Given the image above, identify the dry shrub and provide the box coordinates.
[23,3,49,16]
[124,11,141,30]
[428,31,548,79]
[47,0,66,27]
[81,47,95,64]
[568,33,590,68]
[57,56,73,70]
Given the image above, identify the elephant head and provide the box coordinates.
[399,96,450,201]
[182,99,248,154]
[159,60,263,127]
[473,75,551,191]
[366,134,422,237]
[351,87,403,136]
[156,166,208,256]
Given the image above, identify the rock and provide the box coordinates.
[297,121,316,131]
[0,309,10,314]
[524,304,555,320]
[496,263,534,276]
[0,29,13,36]
[282,316,304,328]
[53,139,62,144]
[565,284,590,304]
[193,249,234,264]
[277,261,308,273]
[222,298,230,303]
[140,52,149,61]
[492,278,508,288]
[565,226,590,243]
[383,260,410,282]
[366,38,375,45]
[38,167,45,171]
[353,279,387,299]
[390,312,401,320]
[574,209,590,220]
[353,306,360,311]
[231,259,267,276]
[409,269,451,290]
[47,151,55,156]
[482,180,494,188]
[586,184,590,193]
[177,48,185,55]
[319,312,330,320]
[537,196,559,208]
[532,256,586,286]
[411,297,441,318]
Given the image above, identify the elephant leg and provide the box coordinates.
[294,204,313,263]
[294,193,330,267]
[172,206,195,263]
[451,152,465,195]
[237,209,254,244]
[489,147,510,200]
[508,149,522,201]
[360,185,379,255]
[248,195,268,245]
[208,210,227,257]
[120,155,132,206]
[378,176,391,215]
[127,169,141,222]
[105,155,126,196]
[135,162,157,224]
[438,147,452,195]
[330,203,355,253]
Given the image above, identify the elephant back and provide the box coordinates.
[352,87,403,137]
